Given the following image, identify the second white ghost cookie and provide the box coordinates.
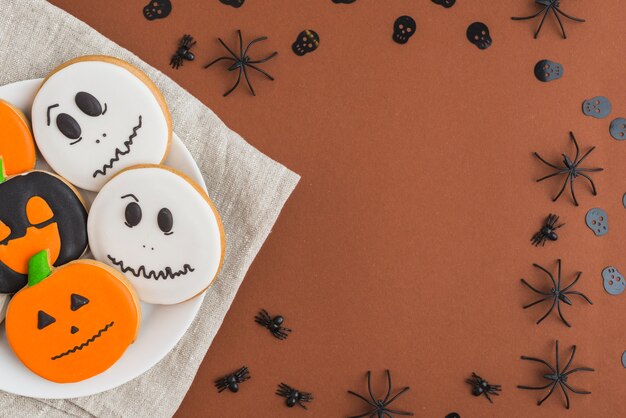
[32,56,172,191]
[87,165,224,304]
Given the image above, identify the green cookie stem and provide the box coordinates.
[0,157,5,184]
[28,250,52,287]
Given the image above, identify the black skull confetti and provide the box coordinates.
[170,34,196,69]
[533,131,603,206]
[292,30,320,56]
[276,383,314,409]
[466,22,492,50]
[204,30,277,97]
[534,59,563,82]
[347,370,413,417]
[518,340,594,409]
[432,0,456,8]
[392,16,416,45]
[254,309,291,340]
[214,366,251,393]
[219,0,244,7]
[512,0,585,39]
[466,372,501,403]
[143,0,172,20]
[520,259,592,327]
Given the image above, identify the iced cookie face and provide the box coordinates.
[32,56,171,191]
[6,251,141,383]
[0,164,88,294]
[0,100,36,176]
[88,165,224,305]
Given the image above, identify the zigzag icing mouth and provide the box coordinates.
[51,321,114,360]
[92,115,143,178]
[107,255,195,280]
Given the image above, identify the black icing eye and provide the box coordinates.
[56,113,82,140]
[38,310,56,330]
[157,208,173,234]
[125,202,142,228]
[75,91,106,117]
[70,293,89,311]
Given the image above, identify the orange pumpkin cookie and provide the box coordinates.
[0,99,36,176]
[6,250,141,383]
[0,157,88,294]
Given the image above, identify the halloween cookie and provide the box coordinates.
[6,250,141,383]
[31,56,172,192]
[88,165,224,305]
[0,158,88,294]
[0,100,36,176]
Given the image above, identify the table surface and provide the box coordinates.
[47,1,626,416]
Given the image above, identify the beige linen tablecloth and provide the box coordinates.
[0,0,300,416]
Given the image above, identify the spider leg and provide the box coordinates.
[535,298,556,325]
[204,56,236,69]
[577,172,598,196]
[558,381,571,409]
[517,382,554,390]
[562,381,591,395]
[383,387,410,406]
[247,64,275,80]
[242,65,256,96]
[383,370,392,403]
[533,7,552,39]
[534,152,563,170]
[383,409,413,416]
[536,170,567,183]
[561,345,577,373]
[564,367,594,376]
[554,7,586,22]
[573,146,596,166]
[556,301,572,327]
[523,296,551,309]
[537,382,558,406]
[223,68,243,97]
[483,392,493,404]
[366,371,376,404]
[243,36,269,56]
[347,391,376,407]
[551,7,568,39]
[561,272,582,292]
[217,38,240,60]
[521,278,551,296]
[552,173,572,203]
[248,51,278,65]
[520,356,557,373]
[511,6,548,20]
[569,174,579,206]
[533,263,558,289]
[569,132,580,161]
[531,234,545,247]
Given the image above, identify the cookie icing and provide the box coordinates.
[32,56,171,191]
[0,169,88,294]
[87,165,224,305]
[0,100,36,176]
[6,251,141,383]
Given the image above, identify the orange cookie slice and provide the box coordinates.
[0,99,36,176]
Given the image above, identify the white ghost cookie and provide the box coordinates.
[87,165,224,304]
[32,56,171,191]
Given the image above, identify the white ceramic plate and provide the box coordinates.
[0,79,206,398]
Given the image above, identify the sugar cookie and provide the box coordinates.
[88,165,224,305]
[0,158,88,294]
[6,250,141,383]
[32,56,172,191]
[0,99,36,176]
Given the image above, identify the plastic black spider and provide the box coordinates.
[254,309,291,340]
[511,0,585,39]
[531,213,564,247]
[204,30,277,97]
[347,370,413,418]
[170,34,196,69]
[518,340,594,409]
[276,383,313,409]
[534,131,603,207]
[521,259,592,327]
[214,366,250,393]
[465,372,501,403]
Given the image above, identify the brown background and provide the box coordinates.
[46,0,626,416]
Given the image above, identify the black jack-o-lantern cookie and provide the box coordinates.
[88,165,224,305]
[32,56,172,192]
[0,158,88,294]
